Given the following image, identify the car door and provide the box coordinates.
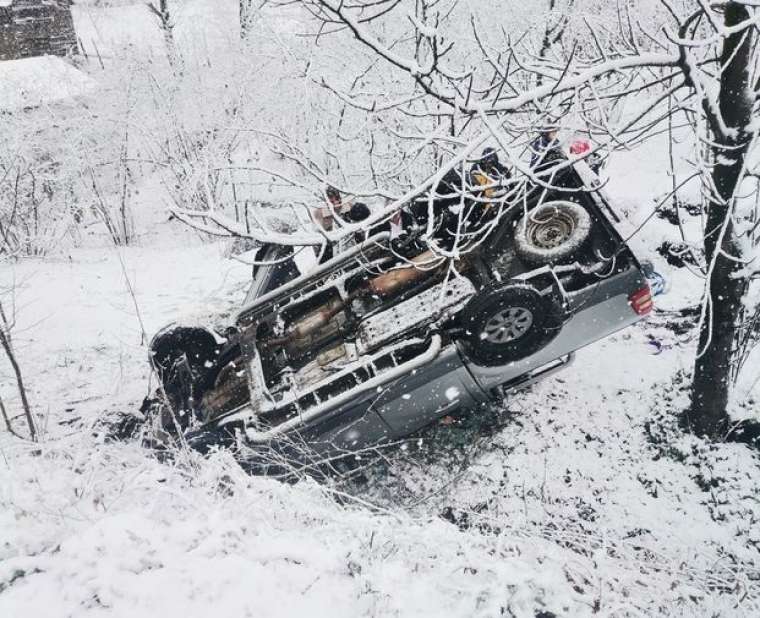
[244,244,301,305]
[372,344,489,438]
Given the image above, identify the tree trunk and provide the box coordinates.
[148,0,181,71]
[240,0,253,39]
[536,0,555,87]
[0,304,36,440]
[689,2,755,438]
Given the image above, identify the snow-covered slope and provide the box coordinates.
[1,234,759,616]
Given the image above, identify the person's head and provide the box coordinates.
[345,202,371,243]
[325,185,341,207]
[346,202,371,223]
[480,147,499,172]
[539,121,560,144]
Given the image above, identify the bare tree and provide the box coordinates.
[147,0,182,70]
[173,1,681,240]
[0,297,36,440]
[168,1,760,440]
[240,0,254,38]
[684,2,759,438]
[536,0,576,86]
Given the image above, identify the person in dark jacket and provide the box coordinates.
[314,185,350,263]
[408,160,494,251]
[408,165,466,230]
[470,147,511,195]
[530,126,562,168]
[468,147,511,224]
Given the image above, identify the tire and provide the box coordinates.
[460,284,562,366]
[149,327,223,421]
[514,200,591,265]
[150,326,219,374]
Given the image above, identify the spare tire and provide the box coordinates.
[459,283,563,366]
[514,200,591,265]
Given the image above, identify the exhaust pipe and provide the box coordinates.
[266,250,442,350]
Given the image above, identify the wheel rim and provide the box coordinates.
[482,306,534,343]
[526,209,576,249]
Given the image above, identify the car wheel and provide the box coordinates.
[460,284,562,366]
[150,326,219,375]
[514,200,592,265]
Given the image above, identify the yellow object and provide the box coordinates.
[472,171,495,198]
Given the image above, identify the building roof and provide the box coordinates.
[0,55,96,111]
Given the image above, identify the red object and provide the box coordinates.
[629,285,653,316]
[569,139,591,155]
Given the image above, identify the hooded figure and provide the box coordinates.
[530,125,562,167]
[470,147,511,198]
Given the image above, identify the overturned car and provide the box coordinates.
[143,157,652,467]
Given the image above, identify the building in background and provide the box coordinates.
[0,0,77,61]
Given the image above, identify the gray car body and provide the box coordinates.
[206,160,648,460]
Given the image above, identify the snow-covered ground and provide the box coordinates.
[72,0,239,62]
[2,210,759,615]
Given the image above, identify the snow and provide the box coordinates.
[1,2,760,616]
[2,226,759,615]
[71,0,240,61]
[445,386,461,401]
[0,56,97,111]
[2,123,759,611]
